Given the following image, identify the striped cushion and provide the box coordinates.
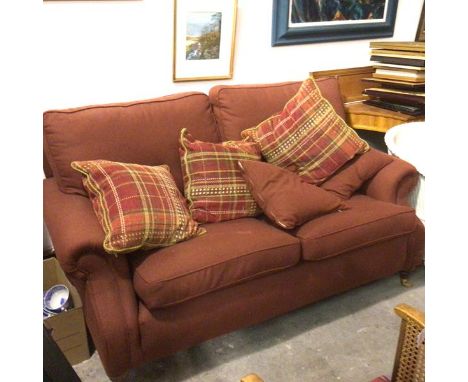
[179,128,262,223]
[241,76,369,184]
[71,160,202,255]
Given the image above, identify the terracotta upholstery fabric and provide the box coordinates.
[295,194,418,262]
[320,148,393,199]
[43,178,105,272]
[241,77,369,184]
[406,219,425,271]
[179,129,262,223]
[72,160,202,255]
[43,178,143,378]
[138,239,409,363]
[239,160,343,229]
[81,251,143,378]
[42,81,425,379]
[209,77,346,141]
[362,154,419,206]
[131,218,301,309]
[43,92,219,195]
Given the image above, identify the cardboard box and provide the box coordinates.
[43,258,90,365]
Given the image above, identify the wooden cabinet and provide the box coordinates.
[311,66,424,133]
[344,102,424,133]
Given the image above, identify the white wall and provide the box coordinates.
[42,0,424,109]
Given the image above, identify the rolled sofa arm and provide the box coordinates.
[43,178,105,276]
[43,178,143,378]
[361,151,419,207]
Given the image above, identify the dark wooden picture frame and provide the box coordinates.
[415,2,425,42]
[272,0,399,46]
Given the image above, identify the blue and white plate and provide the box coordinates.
[43,284,70,313]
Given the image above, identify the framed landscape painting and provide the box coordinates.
[173,0,238,82]
[272,0,399,46]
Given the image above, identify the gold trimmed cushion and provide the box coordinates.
[241,76,369,184]
[71,160,202,255]
[179,128,262,223]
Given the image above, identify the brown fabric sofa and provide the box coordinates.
[43,78,424,379]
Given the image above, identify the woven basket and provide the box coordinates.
[392,304,425,382]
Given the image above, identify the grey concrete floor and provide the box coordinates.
[74,267,424,382]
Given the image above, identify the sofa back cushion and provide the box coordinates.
[209,77,346,141]
[43,92,220,195]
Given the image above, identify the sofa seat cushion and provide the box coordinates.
[131,218,301,309]
[295,194,417,262]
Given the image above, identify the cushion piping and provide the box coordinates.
[43,92,208,115]
[212,81,301,106]
[302,228,416,262]
[295,209,414,241]
[141,261,299,309]
[135,241,299,284]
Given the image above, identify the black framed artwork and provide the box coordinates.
[272,0,399,46]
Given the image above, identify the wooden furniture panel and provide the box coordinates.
[311,66,375,104]
[345,102,424,133]
[311,67,424,133]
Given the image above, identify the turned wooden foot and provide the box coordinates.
[241,373,264,382]
[109,371,129,382]
[400,271,413,288]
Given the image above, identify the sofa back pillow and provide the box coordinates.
[71,160,203,255]
[180,129,262,223]
[209,77,346,141]
[44,92,219,195]
[320,148,393,200]
[239,160,344,229]
[241,77,369,185]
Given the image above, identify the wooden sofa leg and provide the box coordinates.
[399,271,413,288]
[241,374,265,382]
[109,371,129,382]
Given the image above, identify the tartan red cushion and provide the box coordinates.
[241,76,369,184]
[71,160,202,255]
[179,128,262,223]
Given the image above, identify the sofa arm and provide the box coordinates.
[361,152,419,207]
[81,250,144,378]
[43,177,105,275]
[44,178,143,377]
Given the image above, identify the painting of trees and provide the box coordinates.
[186,12,222,60]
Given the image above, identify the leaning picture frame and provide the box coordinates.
[415,2,425,42]
[173,0,238,82]
[272,0,399,46]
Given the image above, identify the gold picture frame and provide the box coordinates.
[415,2,425,42]
[173,0,237,82]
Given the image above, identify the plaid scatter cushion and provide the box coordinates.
[71,160,202,255]
[179,128,262,223]
[241,76,369,184]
